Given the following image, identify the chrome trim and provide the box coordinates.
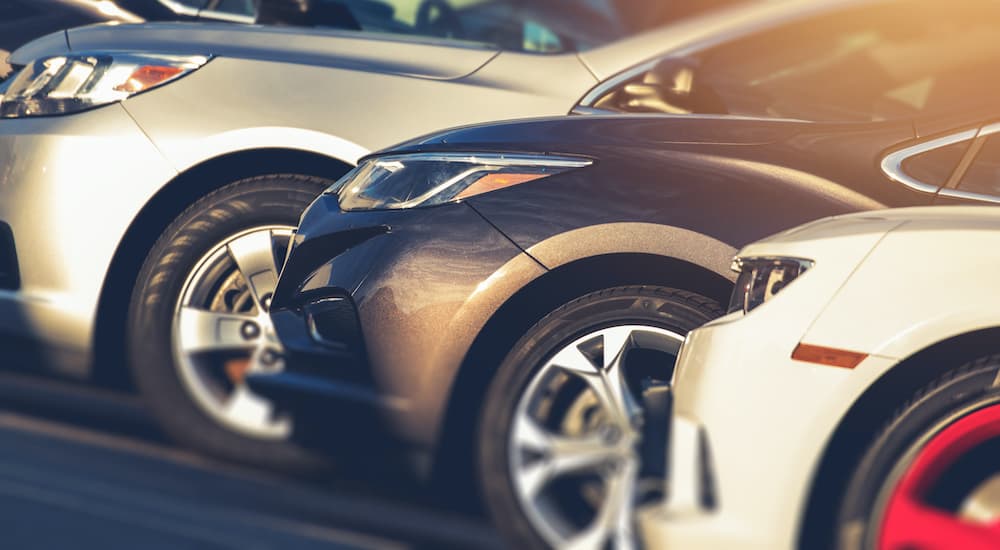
[938,188,1000,205]
[979,122,1000,138]
[199,10,256,24]
[369,152,594,168]
[880,129,978,194]
[570,106,615,116]
[156,0,201,17]
[577,58,658,108]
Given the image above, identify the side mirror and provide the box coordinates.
[606,57,726,115]
[623,57,700,114]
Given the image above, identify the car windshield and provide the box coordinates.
[250,0,739,53]
[596,0,1000,122]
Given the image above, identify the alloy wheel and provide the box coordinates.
[878,404,1000,550]
[509,324,684,549]
[172,226,292,439]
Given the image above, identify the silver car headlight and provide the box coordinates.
[335,153,593,211]
[728,257,814,314]
[0,53,209,118]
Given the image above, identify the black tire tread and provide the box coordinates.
[479,285,722,550]
[127,173,331,472]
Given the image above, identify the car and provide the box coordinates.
[0,0,249,56]
[639,206,1000,550]
[247,25,1000,549]
[0,0,750,471]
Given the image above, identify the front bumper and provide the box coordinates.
[640,311,898,549]
[0,104,176,374]
[247,194,546,450]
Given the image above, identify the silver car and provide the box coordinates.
[0,0,766,469]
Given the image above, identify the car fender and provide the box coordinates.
[144,125,370,172]
[525,222,738,282]
[802,218,1000,361]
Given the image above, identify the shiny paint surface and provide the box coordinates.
[640,206,1000,549]
[261,113,992,453]
[271,197,545,443]
[0,0,840,379]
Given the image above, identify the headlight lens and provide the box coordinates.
[335,153,593,211]
[0,53,209,118]
[728,257,813,314]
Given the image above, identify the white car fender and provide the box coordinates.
[802,218,1000,361]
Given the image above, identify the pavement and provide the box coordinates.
[0,373,504,550]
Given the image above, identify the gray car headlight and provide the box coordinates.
[335,153,593,211]
[728,257,814,314]
[0,53,209,118]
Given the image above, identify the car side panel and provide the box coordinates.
[0,104,177,366]
[469,146,888,260]
[802,220,1000,359]
[274,201,547,446]
[123,53,594,172]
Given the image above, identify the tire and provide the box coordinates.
[479,286,723,550]
[128,174,331,472]
[837,355,1000,550]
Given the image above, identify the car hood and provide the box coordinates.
[753,206,1000,249]
[11,22,499,81]
[390,114,811,154]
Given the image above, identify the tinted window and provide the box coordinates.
[213,0,254,15]
[255,0,741,53]
[598,0,1000,121]
[901,140,970,188]
[958,135,1000,197]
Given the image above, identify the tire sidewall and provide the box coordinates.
[837,362,1000,550]
[479,286,721,550]
[128,175,329,470]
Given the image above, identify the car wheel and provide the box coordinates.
[128,174,331,471]
[479,286,723,549]
[837,355,1000,550]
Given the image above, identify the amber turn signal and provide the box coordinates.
[114,65,185,93]
[791,343,867,369]
[455,172,549,200]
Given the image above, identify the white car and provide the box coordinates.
[641,206,1000,550]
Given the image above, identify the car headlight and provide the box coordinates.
[335,153,593,211]
[0,53,209,118]
[728,257,813,314]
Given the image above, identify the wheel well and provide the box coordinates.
[91,148,353,389]
[429,252,732,503]
[797,326,1000,550]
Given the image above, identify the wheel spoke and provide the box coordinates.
[227,230,280,311]
[513,415,620,498]
[882,494,1000,550]
[607,459,640,550]
[551,344,601,375]
[177,307,258,354]
[511,325,683,549]
[222,385,275,427]
[601,326,635,369]
[563,458,639,550]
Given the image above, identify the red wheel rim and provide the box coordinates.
[879,404,1000,550]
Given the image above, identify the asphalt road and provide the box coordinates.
[0,373,503,550]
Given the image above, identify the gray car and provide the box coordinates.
[0,0,769,469]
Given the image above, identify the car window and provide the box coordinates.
[901,140,970,188]
[253,0,743,54]
[957,135,1000,197]
[595,0,1000,122]
[212,0,255,16]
